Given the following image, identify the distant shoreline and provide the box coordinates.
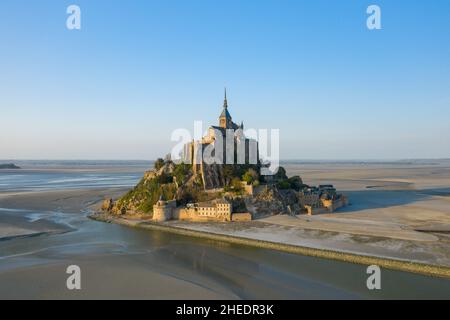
[90,213,450,279]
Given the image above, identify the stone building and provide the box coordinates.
[178,198,234,222]
[180,198,253,222]
[183,90,259,190]
[298,184,348,215]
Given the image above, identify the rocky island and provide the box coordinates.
[0,163,20,169]
[101,157,346,222]
[99,91,347,222]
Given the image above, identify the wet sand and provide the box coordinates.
[0,188,124,241]
[1,161,450,299]
[2,187,450,299]
[0,188,238,299]
[0,255,235,300]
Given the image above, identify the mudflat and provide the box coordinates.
[1,161,450,299]
[0,188,237,299]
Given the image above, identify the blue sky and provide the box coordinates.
[1,0,449,160]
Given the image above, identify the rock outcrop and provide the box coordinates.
[0,163,20,169]
[245,185,301,218]
[101,198,114,212]
[109,161,217,217]
[201,164,225,190]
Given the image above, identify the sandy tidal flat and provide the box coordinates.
[0,188,237,299]
[1,161,450,299]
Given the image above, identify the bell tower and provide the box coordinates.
[219,88,232,129]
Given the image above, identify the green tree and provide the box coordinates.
[158,171,173,184]
[154,158,165,170]
[231,177,244,192]
[242,168,258,185]
[174,162,190,185]
[275,166,288,181]
[277,180,290,189]
[223,165,234,185]
[288,176,304,191]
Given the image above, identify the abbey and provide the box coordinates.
[183,89,259,190]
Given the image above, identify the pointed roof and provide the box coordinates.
[220,108,232,119]
[220,88,232,119]
[223,87,228,108]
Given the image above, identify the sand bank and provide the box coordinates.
[0,188,237,299]
[0,188,126,241]
[90,213,450,279]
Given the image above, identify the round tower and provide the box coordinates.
[152,196,175,222]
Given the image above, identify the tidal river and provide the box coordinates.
[0,161,449,299]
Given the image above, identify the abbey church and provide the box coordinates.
[183,90,259,189]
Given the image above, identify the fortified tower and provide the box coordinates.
[152,196,176,222]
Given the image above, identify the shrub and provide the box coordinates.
[288,176,303,191]
[242,168,259,185]
[154,158,165,170]
[275,166,288,180]
[174,162,190,185]
[277,180,290,189]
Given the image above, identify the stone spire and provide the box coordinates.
[223,87,228,109]
[219,88,232,128]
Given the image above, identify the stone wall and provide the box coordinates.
[231,212,252,222]
[241,182,254,195]
[304,197,348,215]
[304,205,329,215]
[323,196,348,212]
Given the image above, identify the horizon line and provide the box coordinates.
[2,158,450,162]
